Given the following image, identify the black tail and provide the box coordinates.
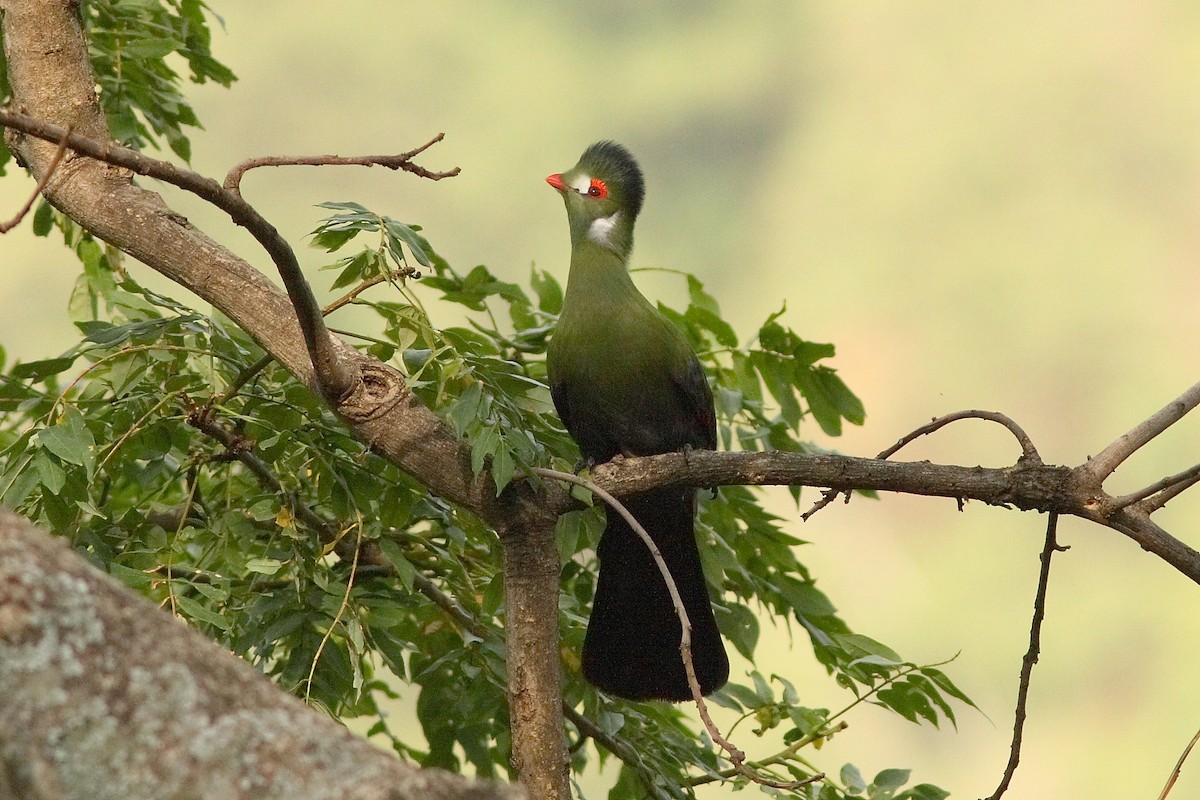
[582,487,729,701]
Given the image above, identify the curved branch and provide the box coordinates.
[0,123,70,233]
[878,409,1041,463]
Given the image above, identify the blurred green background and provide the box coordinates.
[3,2,1199,797]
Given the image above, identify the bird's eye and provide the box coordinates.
[587,179,607,199]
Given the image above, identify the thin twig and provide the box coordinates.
[210,353,276,408]
[804,409,1041,520]
[982,512,1066,800]
[304,517,364,701]
[0,123,71,233]
[223,133,460,194]
[531,468,695,669]
[323,267,419,315]
[1156,727,1200,800]
[533,467,820,793]
[1111,462,1200,513]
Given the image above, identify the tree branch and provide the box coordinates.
[582,448,1200,584]
[1081,380,1200,482]
[1157,727,1200,800]
[0,105,357,401]
[983,513,1065,800]
[223,133,461,194]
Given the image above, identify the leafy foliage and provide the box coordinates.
[84,0,236,160]
[0,6,971,796]
[0,0,235,173]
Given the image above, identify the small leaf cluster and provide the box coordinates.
[702,671,952,799]
[310,202,576,495]
[0,0,235,171]
[84,0,236,160]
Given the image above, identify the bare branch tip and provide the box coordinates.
[0,121,71,234]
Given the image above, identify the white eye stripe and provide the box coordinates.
[570,174,593,195]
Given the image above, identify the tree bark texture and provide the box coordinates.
[0,509,523,800]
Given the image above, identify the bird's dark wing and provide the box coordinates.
[671,353,717,452]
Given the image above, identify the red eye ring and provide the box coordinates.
[587,178,607,199]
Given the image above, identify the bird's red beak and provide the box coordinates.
[545,173,566,192]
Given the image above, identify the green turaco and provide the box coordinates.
[545,141,729,701]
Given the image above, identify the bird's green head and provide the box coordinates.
[546,140,644,256]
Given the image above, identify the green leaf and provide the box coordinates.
[530,267,562,314]
[794,365,843,436]
[312,228,360,252]
[377,539,417,592]
[721,602,760,660]
[33,451,67,495]
[840,763,867,794]
[245,558,283,575]
[36,409,95,472]
[686,306,738,348]
[385,219,432,267]
[899,785,951,800]
[793,339,837,365]
[490,443,515,494]
[447,382,484,436]
[10,355,77,381]
[175,595,231,630]
[817,368,866,426]
[686,274,721,315]
[32,199,54,237]
[873,768,911,791]
[470,424,499,476]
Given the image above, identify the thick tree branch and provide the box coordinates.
[583,448,1200,583]
[498,517,572,800]
[0,508,520,800]
[587,450,1068,510]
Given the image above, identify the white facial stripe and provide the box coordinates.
[587,211,620,245]
[570,173,592,194]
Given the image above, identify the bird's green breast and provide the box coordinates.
[547,243,704,460]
